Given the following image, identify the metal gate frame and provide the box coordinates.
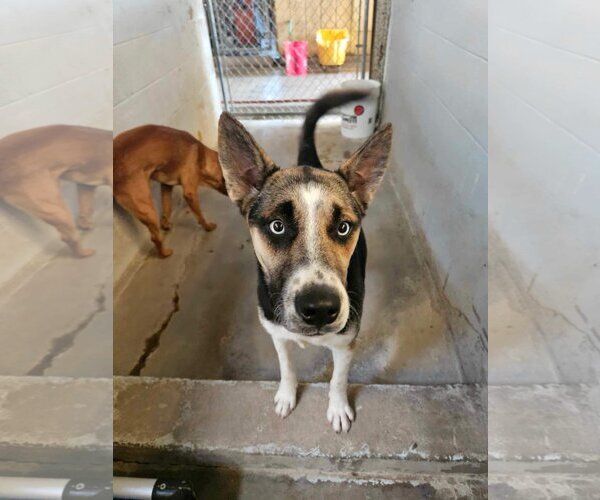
[204,0,373,116]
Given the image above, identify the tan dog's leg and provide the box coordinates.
[4,179,94,258]
[182,186,216,231]
[76,184,96,230]
[160,184,173,231]
[115,182,172,257]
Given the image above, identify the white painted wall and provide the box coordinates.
[0,0,112,287]
[382,1,488,332]
[489,1,600,332]
[113,0,221,146]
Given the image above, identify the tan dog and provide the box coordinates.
[113,125,227,257]
[0,125,112,257]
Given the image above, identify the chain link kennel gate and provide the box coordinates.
[204,0,373,116]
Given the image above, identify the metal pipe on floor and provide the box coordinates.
[0,477,111,499]
[0,477,68,499]
[113,478,155,499]
[113,477,197,500]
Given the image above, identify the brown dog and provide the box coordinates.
[113,125,227,257]
[0,125,112,257]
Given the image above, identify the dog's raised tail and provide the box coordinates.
[298,89,370,169]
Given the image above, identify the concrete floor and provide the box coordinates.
[0,188,112,377]
[114,119,484,383]
[487,231,600,498]
[488,230,600,384]
[0,193,112,478]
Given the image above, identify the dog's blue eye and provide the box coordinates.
[269,219,285,235]
[337,221,352,237]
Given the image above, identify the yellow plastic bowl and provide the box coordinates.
[316,29,350,66]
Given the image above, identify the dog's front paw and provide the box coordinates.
[327,396,354,433]
[158,247,173,258]
[203,222,217,232]
[274,380,297,418]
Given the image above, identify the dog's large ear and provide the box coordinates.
[338,123,392,210]
[218,112,277,209]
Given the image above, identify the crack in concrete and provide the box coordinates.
[386,177,488,383]
[129,284,180,376]
[422,257,488,352]
[455,305,488,349]
[495,251,600,381]
[533,301,600,355]
[27,285,106,375]
[499,256,600,354]
[122,222,202,376]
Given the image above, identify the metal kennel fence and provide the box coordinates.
[204,0,373,116]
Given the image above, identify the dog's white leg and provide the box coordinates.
[327,346,354,432]
[272,337,297,418]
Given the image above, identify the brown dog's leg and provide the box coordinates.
[183,188,217,232]
[4,180,94,258]
[76,184,96,230]
[114,183,173,257]
[160,184,173,231]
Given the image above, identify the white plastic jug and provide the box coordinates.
[340,79,381,139]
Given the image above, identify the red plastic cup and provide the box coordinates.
[284,40,308,76]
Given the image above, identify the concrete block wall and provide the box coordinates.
[489,1,600,333]
[113,0,222,282]
[0,0,112,137]
[113,0,221,146]
[0,0,112,288]
[382,1,488,332]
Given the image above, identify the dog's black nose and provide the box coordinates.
[295,286,340,328]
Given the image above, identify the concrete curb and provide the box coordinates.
[489,384,600,464]
[0,376,112,468]
[114,377,487,473]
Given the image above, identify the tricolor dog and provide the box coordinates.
[218,91,392,432]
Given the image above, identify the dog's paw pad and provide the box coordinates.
[327,399,354,433]
[274,383,297,418]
